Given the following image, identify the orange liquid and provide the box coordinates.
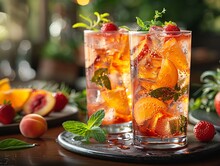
[84,31,131,125]
[130,31,191,138]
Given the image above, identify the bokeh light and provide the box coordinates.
[76,0,90,6]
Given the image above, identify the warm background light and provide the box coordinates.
[76,0,90,6]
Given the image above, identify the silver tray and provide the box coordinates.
[57,124,220,163]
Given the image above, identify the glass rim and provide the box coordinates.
[84,29,129,34]
[129,30,192,35]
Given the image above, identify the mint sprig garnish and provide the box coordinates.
[0,138,36,150]
[62,110,106,143]
[91,68,111,90]
[72,12,110,30]
[136,8,166,31]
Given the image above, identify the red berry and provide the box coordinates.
[101,23,118,32]
[53,92,68,112]
[193,121,216,142]
[214,92,220,117]
[163,24,180,32]
[0,104,15,124]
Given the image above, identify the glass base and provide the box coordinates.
[134,135,187,149]
[101,121,132,134]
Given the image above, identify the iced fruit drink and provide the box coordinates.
[84,30,132,130]
[130,28,191,149]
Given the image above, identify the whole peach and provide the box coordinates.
[19,114,47,138]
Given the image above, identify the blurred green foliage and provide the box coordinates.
[76,0,220,34]
[41,40,76,63]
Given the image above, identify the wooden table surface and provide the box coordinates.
[0,125,220,166]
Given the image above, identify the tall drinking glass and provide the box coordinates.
[84,30,132,133]
[129,30,191,149]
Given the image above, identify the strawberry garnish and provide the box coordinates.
[0,102,15,124]
[193,121,216,142]
[163,22,180,32]
[101,22,118,32]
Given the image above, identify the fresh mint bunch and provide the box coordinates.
[136,8,166,31]
[62,110,106,143]
[72,12,110,30]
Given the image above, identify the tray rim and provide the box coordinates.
[57,131,220,164]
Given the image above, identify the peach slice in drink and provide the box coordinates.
[131,36,149,62]
[155,115,187,137]
[138,57,162,80]
[101,88,130,115]
[154,116,173,137]
[161,38,189,72]
[134,96,168,125]
[152,58,178,89]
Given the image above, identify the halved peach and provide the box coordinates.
[23,89,55,116]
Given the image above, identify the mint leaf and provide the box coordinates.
[136,8,166,31]
[62,110,106,143]
[179,115,187,133]
[169,119,179,134]
[136,17,147,30]
[169,115,187,134]
[87,110,105,128]
[149,87,176,101]
[73,136,85,141]
[91,68,111,90]
[0,138,36,150]
[154,8,166,22]
[72,23,90,29]
[62,121,88,136]
[73,12,110,30]
[150,85,188,102]
[86,126,106,143]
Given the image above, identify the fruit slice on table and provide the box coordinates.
[0,89,32,112]
[134,97,168,125]
[161,38,189,72]
[0,78,11,91]
[152,58,178,89]
[101,88,130,115]
[23,90,55,116]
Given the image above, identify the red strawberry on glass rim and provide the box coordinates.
[101,22,118,32]
[163,21,180,32]
[0,101,15,124]
[53,92,68,112]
